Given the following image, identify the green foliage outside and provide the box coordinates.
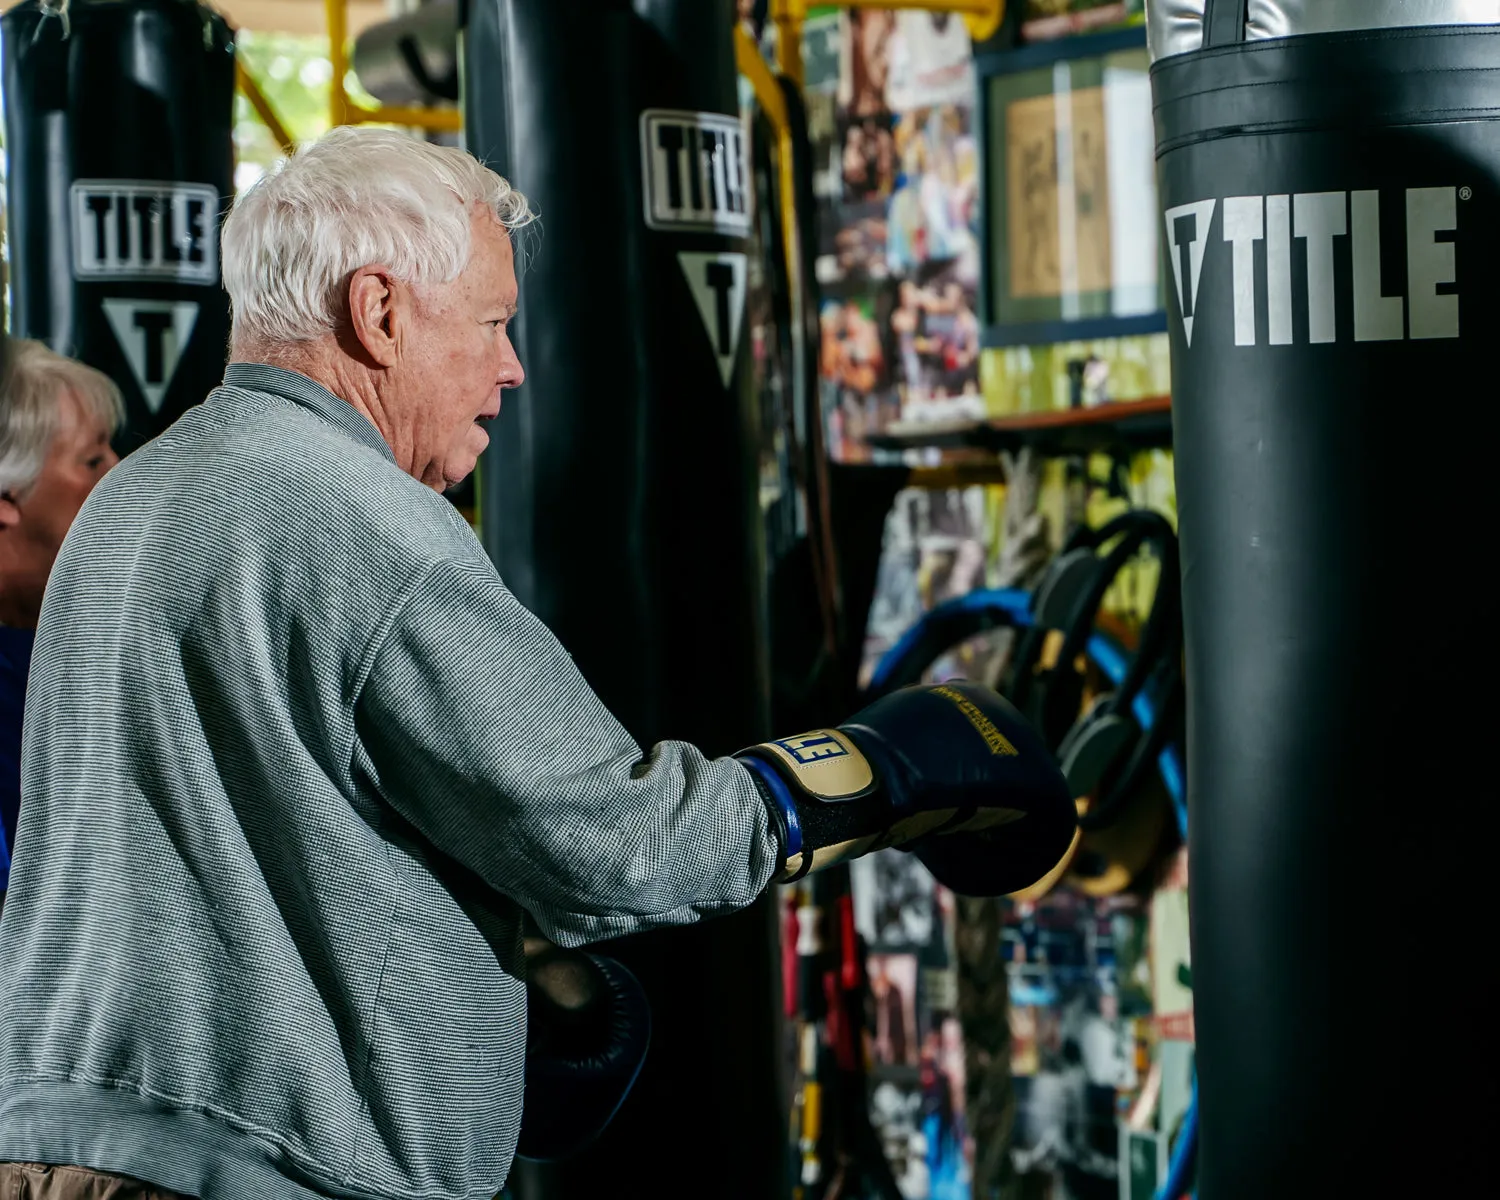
[235,31,385,189]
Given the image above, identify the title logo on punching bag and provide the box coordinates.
[1164,188,1461,347]
[639,109,751,236]
[70,180,219,284]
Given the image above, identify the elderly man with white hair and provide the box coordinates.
[0,340,122,893]
[0,127,1072,1200]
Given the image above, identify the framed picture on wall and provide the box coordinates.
[976,27,1167,347]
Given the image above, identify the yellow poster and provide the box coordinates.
[1006,86,1113,300]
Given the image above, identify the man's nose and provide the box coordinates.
[499,341,525,390]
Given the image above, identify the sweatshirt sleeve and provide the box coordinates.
[350,556,780,947]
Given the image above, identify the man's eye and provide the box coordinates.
[87,456,106,469]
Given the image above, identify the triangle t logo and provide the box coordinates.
[102,298,200,414]
[1163,200,1217,348]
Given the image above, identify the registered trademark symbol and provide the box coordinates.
[1460,186,1474,200]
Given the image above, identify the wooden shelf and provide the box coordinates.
[864,395,1173,459]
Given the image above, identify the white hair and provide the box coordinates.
[0,339,124,498]
[221,126,535,345]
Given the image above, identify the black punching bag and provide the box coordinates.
[1150,2,1498,1194]
[461,2,784,1196]
[1,0,234,447]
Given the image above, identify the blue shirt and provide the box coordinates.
[0,625,35,889]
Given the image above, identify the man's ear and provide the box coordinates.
[347,265,403,368]
[0,493,21,531]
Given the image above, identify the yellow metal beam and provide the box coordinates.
[324,0,462,133]
[770,0,806,89]
[327,0,350,126]
[236,60,297,156]
[345,104,462,133]
[735,24,803,305]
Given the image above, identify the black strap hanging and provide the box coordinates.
[1203,0,1249,46]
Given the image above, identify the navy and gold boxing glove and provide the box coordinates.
[737,681,1077,897]
[516,939,651,1162]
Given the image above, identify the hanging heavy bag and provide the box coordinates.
[1148,1,1499,1194]
[1,0,234,448]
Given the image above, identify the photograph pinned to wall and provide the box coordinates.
[839,8,898,119]
[818,197,890,284]
[802,9,843,94]
[819,290,892,394]
[852,848,941,952]
[920,1015,972,1200]
[1022,0,1144,43]
[1009,1037,1121,1197]
[1150,847,1194,1043]
[806,90,841,201]
[1010,1004,1044,1077]
[913,493,992,605]
[888,105,981,282]
[869,952,921,1068]
[824,384,903,464]
[860,504,926,685]
[891,258,983,424]
[1120,1125,1169,1200]
[1001,890,1154,1199]
[886,11,976,112]
[841,112,900,201]
[870,1081,931,1199]
[857,486,997,686]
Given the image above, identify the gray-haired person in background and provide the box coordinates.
[0,127,1073,1200]
[0,339,122,897]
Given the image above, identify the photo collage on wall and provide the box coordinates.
[808,10,986,463]
[852,850,972,1200]
[797,9,1189,1199]
[1004,890,1157,1200]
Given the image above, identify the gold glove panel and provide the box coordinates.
[756,729,875,801]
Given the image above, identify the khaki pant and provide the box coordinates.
[0,1164,192,1200]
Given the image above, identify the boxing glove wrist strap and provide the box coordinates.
[739,754,805,876]
[738,728,910,883]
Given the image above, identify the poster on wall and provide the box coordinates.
[1004,892,1150,1198]
[817,198,890,284]
[985,43,1163,334]
[820,292,891,393]
[856,488,995,686]
[852,849,940,952]
[886,12,976,111]
[842,112,900,201]
[891,260,983,425]
[802,10,843,93]
[857,849,973,1200]
[1150,847,1194,1042]
[824,382,903,464]
[887,105,980,281]
[840,9,898,117]
[869,952,921,1067]
[1006,88,1112,301]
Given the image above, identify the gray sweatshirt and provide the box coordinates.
[0,364,778,1200]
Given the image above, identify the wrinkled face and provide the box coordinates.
[400,213,524,491]
[15,389,119,558]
